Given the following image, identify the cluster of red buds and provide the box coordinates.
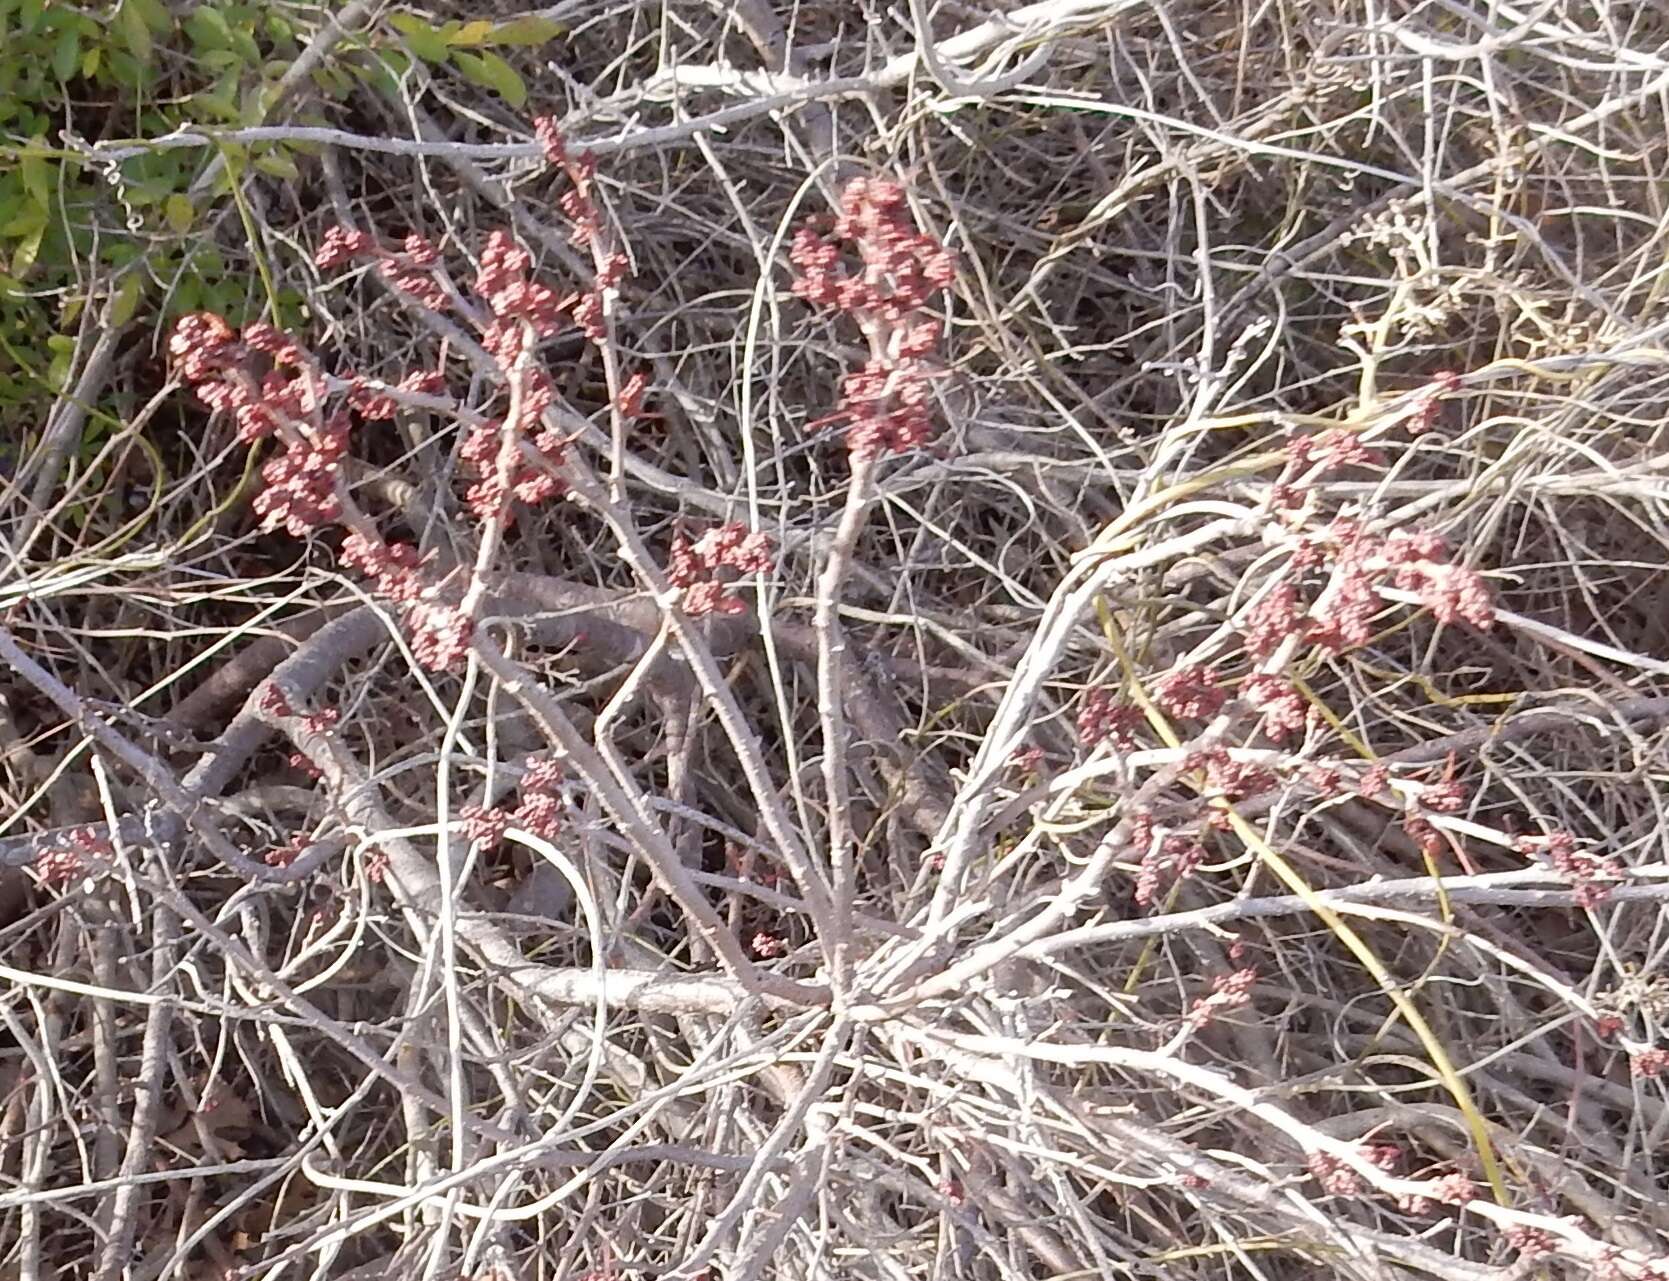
[316,226,449,310]
[33,826,112,887]
[1631,1048,1669,1079]
[1077,687,1142,749]
[790,176,957,458]
[1239,673,1307,743]
[1154,665,1226,721]
[338,532,475,671]
[314,224,583,526]
[1250,521,1495,659]
[1184,746,1277,801]
[1516,830,1623,908]
[257,684,339,739]
[665,523,775,616]
[1186,967,1256,1028]
[264,832,311,869]
[1134,832,1205,908]
[168,314,352,537]
[1306,1142,1402,1198]
[461,755,567,850]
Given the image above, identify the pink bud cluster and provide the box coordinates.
[460,756,566,850]
[1632,1048,1669,1079]
[264,833,310,869]
[258,683,341,739]
[339,532,476,672]
[315,226,449,310]
[1516,830,1622,908]
[168,313,356,537]
[1154,665,1225,720]
[33,825,112,887]
[665,523,775,616]
[1239,673,1307,742]
[348,370,446,420]
[790,176,957,458]
[1077,687,1142,749]
[1312,523,1495,651]
[1186,967,1256,1027]
[534,115,619,342]
[1134,833,1205,908]
[1241,520,1494,664]
[313,221,590,525]
[1185,747,1276,801]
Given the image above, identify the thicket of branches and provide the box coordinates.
[4,1,1669,1279]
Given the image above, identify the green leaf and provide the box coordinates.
[164,192,193,233]
[452,50,525,107]
[447,19,493,46]
[81,45,101,78]
[131,0,171,35]
[481,15,566,46]
[252,148,299,180]
[110,272,143,325]
[184,5,235,52]
[51,25,79,80]
[0,200,46,237]
[20,142,51,207]
[195,49,245,73]
[11,218,45,275]
[118,0,152,64]
[388,12,450,62]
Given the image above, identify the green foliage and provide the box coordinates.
[377,11,568,108]
[0,0,318,425]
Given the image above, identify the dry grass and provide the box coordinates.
[3,1,1669,1279]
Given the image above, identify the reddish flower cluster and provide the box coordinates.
[1308,522,1494,651]
[264,833,310,869]
[1307,1151,1363,1197]
[298,705,339,737]
[535,115,613,340]
[665,523,775,616]
[313,226,449,309]
[167,311,242,382]
[1008,743,1046,774]
[461,757,567,850]
[534,115,567,167]
[1418,756,1469,813]
[1154,665,1225,720]
[1289,429,1385,474]
[255,416,350,537]
[513,755,565,841]
[1502,1226,1557,1259]
[1631,1048,1669,1079]
[461,802,511,850]
[347,370,446,420]
[1517,830,1622,908]
[167,313,358,537]
[312,222,587,525]
[1241,580,1304,661]
[476,230,568,358]
[790,176,956,459]
[1134,834,1205,907]
[1187,967,1256,1027]
[1186,747,1276,801]
[751,931,788,958]
[1240,673,1306,743]
[1077,687,1142,749]
[1240,520,1495,666]
[34,826,112,887]
[340,532,474,671]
